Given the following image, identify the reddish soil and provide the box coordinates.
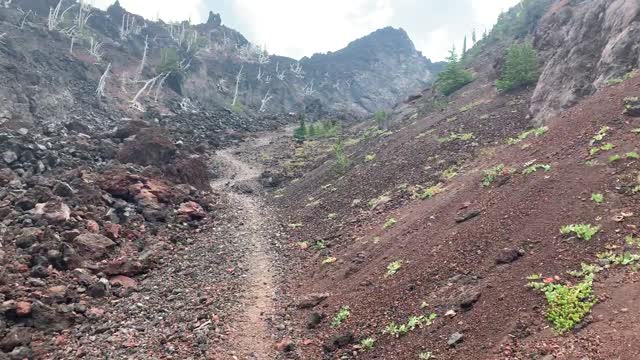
[270,72,640,359]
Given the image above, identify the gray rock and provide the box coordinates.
[0,327,32,352]
[448,332,464,347]
[2,151,17,164]
[73,233,116,260]
[52,182,74,197]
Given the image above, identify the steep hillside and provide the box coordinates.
[1,0,442,125]
[258,1,640,359]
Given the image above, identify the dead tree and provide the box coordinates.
[232,65,244,107]
[96,63,111,98]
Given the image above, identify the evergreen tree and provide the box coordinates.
[496,41,539,92]
[462,35,467,55]
[435,46,474,96]
[472,29,477,44]
[308,123,316,138]
[293,114,307,141]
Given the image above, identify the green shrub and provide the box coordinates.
[332,139,349,174]
[591,193,604,204]
[507,126,548,144]
[482,164,506,187]
[331,306,350,328]
[436,47,474,96]
[360,338,375,351]
[293,115,307,141]
[496,41,539,92]
[374,110,390,130]
[522,163,551,175]
[383,218,397,230]
[528,274,596,333]
[386,261,402,276]
[560,224,600,240]
[384,313,437,337]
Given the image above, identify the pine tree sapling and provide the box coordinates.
[436,46,474,96]
[496,41,539,92]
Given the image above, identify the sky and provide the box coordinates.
[92,0,521,61]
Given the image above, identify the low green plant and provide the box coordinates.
[590,126,610,145]
[288,223,303,229]
[591,193,604,204]
[323,256,337,264]
[418,352,434,360]
[313,240,326,250]
[327,213,338,220]
[507,126,549,145]
[419,184,444,199]
[626,151,640,159]
[365,153,376,162]
[560,224,600,241]
[522,163,551,175]
[600,143,615,151]
[527,272,597,333]
[482,164,506,187]
[626,235,640,246]
[331,306,350,328]
[438,132,474,142]
[632,128,640,134]
[384,313,437,337]
[442,166,459,180]
[605,70,639,86]
[459,101,482,113]
[360,338,375,351]
[374,110,390,130]
[609,154,622,163]
[383,218,397,230]
[386,261,402,276]
[597,251,640,266]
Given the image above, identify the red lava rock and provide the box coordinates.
[15,301,31,317]
[86,307,105,319]
[109,275,138,289]
[275,337,295,352]
[297,293,330,309]
[104,222,122,240]
[73,233,116,260]
[86,220,100,233]
[177,201,206,220]
[102,259,146,276]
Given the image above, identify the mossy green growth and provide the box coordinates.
[560,224,600,240]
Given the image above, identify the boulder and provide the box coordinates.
[0,327,31,352]
[624,97,640,117]
[52,182,74,197]
[109,275,137,289]
[116,128,176,167]
[15,228,43,249]
[297,293,329,309]
[33,201,70,223]
[73,233,116,260]
[177,201,206,221]
[2,151,18,164]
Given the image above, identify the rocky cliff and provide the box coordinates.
[531,0,640,121]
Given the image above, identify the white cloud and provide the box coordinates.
[91,0,523,61]
[230,0,394,59]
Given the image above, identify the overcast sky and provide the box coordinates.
[93,0,521,61]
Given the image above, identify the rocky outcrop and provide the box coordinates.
[531,0,640,122]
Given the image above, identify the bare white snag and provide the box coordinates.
[96,63,111,98]
[2,0,12,8]
[88,37,104,63]
[232,65,243,107]
[276,62,285,81]
[20,10,32,29]
[130,74,164,111]
[120,14,140,39]
[303,79,315,96]
[0,33,6,45]
[290,61,305,78]
[76,0,92,33]
[259,89,272,113]
[153,72,171,102]
[69,36,75,53]
[136,35,148,81]
[48,1,75,31]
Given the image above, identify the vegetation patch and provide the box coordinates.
[482,164,506,187]
[419,352,434,360]
[441,166,459,180]
[365,153,376,162]
[507,126,548,145]
[527,270,597,333]
[591,193,604,204]
[606,70,639,86]
[332,139,350,174]
[386,261,403,276]
[360,338,375,351]
[436,47,474,96]
[560,224,600,241]
[383,218,397,230]
[496,41,539,92]
[322,256,337,264]
[331,306,350,328]
[459,101,482,113]
[418,184,444,200]
[608,154,622,163]
[384,313,437,337]
[522,163,551,175]
[438,132,475,142]
[590,126,610,145]
[597,251,640,267]
[626,151,639,160]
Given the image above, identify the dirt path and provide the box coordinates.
[212,134,282,359]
